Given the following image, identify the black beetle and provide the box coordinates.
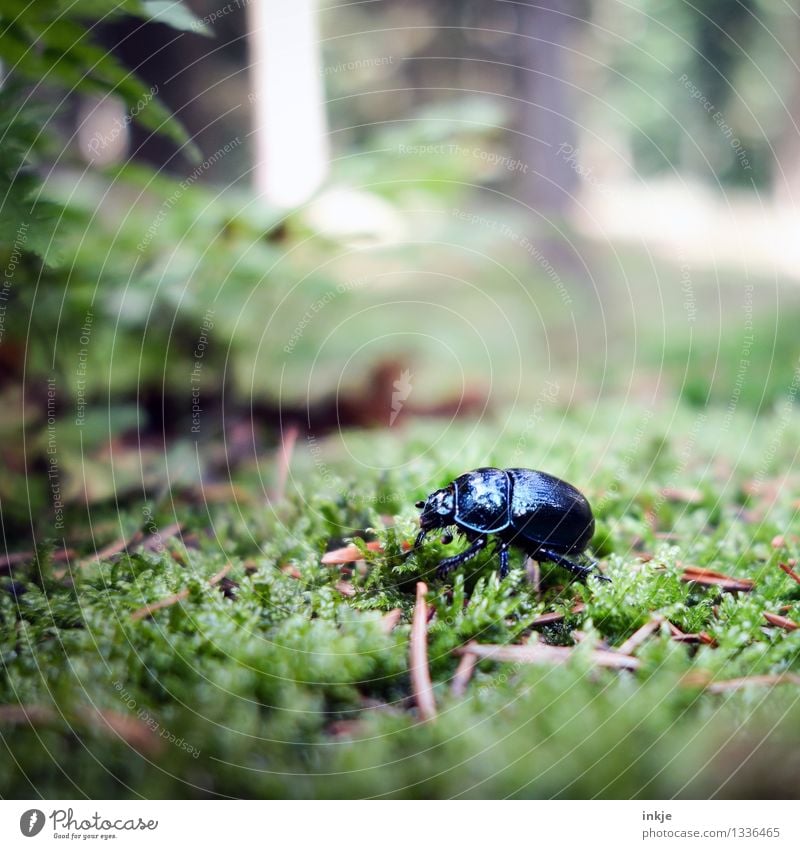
[414,467,608,583]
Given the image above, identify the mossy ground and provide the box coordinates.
[2,401,799,798]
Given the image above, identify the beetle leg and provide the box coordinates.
[497,541,510,578]
[435,535,488,580]
[583,556,611,583]
[538,549,611,584]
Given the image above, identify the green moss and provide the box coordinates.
[2,402,800,798]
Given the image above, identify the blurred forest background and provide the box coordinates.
[2,0,800,546]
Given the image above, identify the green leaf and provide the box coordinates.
[141,1,212,37]
[0,1,201,160]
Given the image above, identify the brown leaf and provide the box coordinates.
[763,611,799,632]
[680,565,754,592]
[321,541,384,564]
[334,580,356,597]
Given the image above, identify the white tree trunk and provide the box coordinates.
[247,0,328,208]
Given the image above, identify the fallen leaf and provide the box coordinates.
[321,541,384,564]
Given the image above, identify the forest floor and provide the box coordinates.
[2,401,800,798]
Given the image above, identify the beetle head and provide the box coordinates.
[416,486,455,534]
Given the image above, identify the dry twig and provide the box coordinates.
[684,672,800,693]
[1,547,77,574]
[334,580,356,597]
[454,641,640,670]
[0,704,163,756]
[272,425,299,502]
[130,564,232,621]
[525,556,542,598]
[380,608,403,634]
[451,652,478,697]
[618,616,664,655]
[530,603,586,628]
[779,562,800,586]
[410,582,437,721]
[680,564,754,592]
[55,521,184,579]
[668,624,716,646]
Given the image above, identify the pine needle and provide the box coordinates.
[454,641,640,670]
[779,562,800,586]
[618,616,664,655]
[763,611,799,631]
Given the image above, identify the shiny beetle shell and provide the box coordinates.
[415,467,605,583]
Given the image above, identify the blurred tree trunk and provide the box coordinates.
[247,0,328,208]
[773,20,800,205]
[515,0,586,218]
